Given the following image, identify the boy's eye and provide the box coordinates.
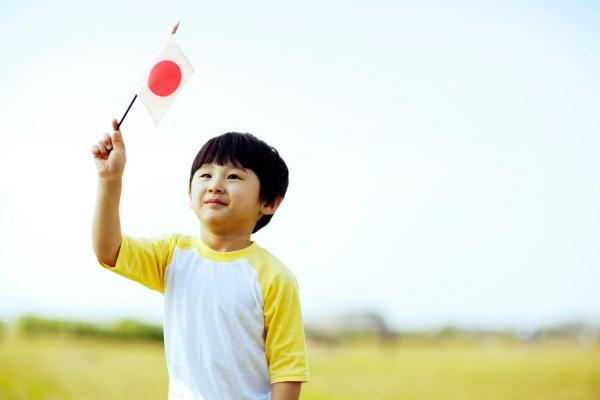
[199,173,211,178]
[227,174,241,180]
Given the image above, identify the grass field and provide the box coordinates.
[0,335,598,399]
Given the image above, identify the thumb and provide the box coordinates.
[111,126,126,150]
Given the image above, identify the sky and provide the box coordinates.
[0,0,599,330]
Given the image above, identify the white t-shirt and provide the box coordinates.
[100,234,310,399]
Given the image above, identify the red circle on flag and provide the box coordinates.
[148,60,182,97]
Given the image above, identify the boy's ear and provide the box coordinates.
[260,196,283,216]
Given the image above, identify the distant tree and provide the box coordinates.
[16,315,163,342]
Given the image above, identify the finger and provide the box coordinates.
[91,144,102,157]
[96,139,109,157]
[112,118,119,132]
[102,132,113,151]
[111,129,125,151]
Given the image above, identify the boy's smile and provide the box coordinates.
[189,163,269,236]
[204,198,227,207]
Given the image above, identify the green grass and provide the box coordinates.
[0,335,598,399]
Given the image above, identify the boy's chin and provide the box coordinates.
[199,214,233,232]
[196,208,225,221]
[198,214,224,227]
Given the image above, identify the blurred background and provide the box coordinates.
[0,1,599,399]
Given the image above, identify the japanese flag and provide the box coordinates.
[137,38,194,124]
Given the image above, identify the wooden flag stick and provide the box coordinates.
[117,21,180,129]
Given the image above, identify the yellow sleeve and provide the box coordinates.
[98,234,179,293]
[263,270,310,384]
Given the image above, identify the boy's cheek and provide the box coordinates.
[189,194,200,210]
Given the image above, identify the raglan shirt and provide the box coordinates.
[99,234,310,400]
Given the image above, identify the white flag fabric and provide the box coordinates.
[137,38,194,124]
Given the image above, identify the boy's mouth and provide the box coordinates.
[204,198,227,206]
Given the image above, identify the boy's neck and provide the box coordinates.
[200,230,253,252]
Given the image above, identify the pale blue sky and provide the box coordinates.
[0,0,599,329]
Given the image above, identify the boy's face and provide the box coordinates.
[189,163,276,235]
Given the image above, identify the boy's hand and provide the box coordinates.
[91,119,126,182]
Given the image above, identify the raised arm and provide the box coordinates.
[91,119,127,267]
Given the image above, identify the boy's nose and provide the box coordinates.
[208,181,224,193]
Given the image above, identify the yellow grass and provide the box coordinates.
[0,335,598,399]
[0,335,167,399]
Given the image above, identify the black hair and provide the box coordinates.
[189,132,289,233]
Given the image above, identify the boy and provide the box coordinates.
[91,119,309,399]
